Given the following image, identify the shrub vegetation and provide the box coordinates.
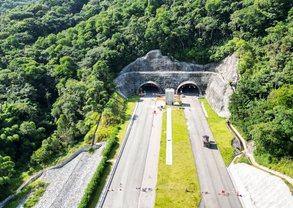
[0,0,292,200]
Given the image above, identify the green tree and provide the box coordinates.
[0,155,15,186]
[54,56,77,79]
[30,135,64,167]
[205,0,221,15]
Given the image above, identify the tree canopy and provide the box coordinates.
[0,0,292,199]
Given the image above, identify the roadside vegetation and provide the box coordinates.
[3,92,128,207]
[4,180,47,208]
[117,96,140,145]
[80,96,139,208]
[234,155,251,165]
[254,154,293,179]
[200,98,235,166]
[79,127,119,208]
[0,0,292,202]
[155,107,201,207]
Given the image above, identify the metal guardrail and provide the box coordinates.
[96,101,139,208]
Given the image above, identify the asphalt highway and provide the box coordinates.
[101,96,156,208]
[183,96,242,208]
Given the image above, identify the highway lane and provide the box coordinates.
[101,96,157,208]
[183,96,242,208]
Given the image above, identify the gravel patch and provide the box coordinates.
[229,163,293,208]
[35,145,105,208]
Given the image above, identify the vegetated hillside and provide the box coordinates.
[0,0,292,200]
[0,0,36,12]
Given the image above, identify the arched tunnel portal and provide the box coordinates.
[138,81,162,95]
[176,81,201,96]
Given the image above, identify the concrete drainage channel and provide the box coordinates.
[96,102,139,208]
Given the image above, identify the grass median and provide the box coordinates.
[155,107,201,208]
[199,98,235,166]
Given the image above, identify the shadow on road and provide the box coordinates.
[209,141,218,150]
[182,103,191,107]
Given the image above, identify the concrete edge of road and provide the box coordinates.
[96,101,139,208]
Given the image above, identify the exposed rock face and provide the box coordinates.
[115,50,238,118]
[120,50,207,73]
[206,54,238,117]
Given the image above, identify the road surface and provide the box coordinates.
[101,96,160,208]
[183,96,242,208]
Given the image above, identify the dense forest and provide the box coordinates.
[0,0,292,200]
[0,0,36,12]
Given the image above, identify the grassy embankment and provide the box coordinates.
[233,123,293,179]
[233,122,293,179]
[116,96,140,146]
[4,181,47,208]
[254,154,293,179]
[155,107,201,208]
[199,98,235,166]
[85,96,139,208]
[207,97,293,190]
[232,115,293,179]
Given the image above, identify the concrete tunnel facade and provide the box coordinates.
[137,80,202,95]
[115,71,209,97]
[114,50,239,118]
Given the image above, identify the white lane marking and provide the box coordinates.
[201,102,208,118]
[166,107,172,165]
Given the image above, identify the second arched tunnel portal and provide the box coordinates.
[115,72,208,97]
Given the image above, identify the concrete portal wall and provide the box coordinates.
[115,50,238,118]
[115,72,211,96]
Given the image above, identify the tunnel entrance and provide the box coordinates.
[138,81,161,95]
[176,82,200,95]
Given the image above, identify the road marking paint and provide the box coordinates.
[201,102,208,118]
[166,107,172,165]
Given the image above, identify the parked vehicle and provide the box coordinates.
[202,135,210,148]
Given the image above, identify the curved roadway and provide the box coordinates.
[183,96,242,208]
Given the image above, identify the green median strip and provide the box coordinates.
[199,98,235,166]
[155,107,201,208]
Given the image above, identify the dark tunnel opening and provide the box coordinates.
[177,84,199,95]
[138,83,161,95]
